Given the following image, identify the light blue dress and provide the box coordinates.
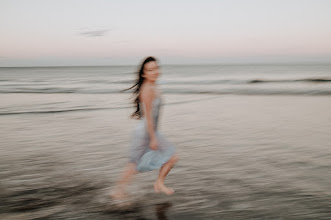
[129,96,176,172]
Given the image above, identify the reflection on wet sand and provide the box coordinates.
[106,202,172,220]
[1,95,330,219]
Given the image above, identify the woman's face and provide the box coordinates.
[142,61,160,82]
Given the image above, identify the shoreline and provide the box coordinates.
[1,94,330,219]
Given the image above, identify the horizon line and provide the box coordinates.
[1,61,331,68]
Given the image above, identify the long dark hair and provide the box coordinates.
[121,56,157,119]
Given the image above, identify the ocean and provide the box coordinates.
[1,63,330,219]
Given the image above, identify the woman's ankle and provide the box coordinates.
[155,178,164,185]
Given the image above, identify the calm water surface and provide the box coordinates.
[0,64,330,219]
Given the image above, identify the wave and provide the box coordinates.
[3,77,331,86]
[0,107,129,116]
[248,78,331,84]
[0,97,221,116]
[1,77,331,95]
[162,90,331,96]
[161,78,331,85]
[1,88,331,96]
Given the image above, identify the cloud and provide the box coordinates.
[78,29,112,37]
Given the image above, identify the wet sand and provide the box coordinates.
[1,94,331,219]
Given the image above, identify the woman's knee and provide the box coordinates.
[171,154,179,163]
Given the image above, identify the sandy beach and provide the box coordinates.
[1,93,330,219]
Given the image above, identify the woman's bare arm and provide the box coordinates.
[140,85,157,141]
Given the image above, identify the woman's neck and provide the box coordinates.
[143,81,157,86]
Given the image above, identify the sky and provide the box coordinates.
[1,0,331,66]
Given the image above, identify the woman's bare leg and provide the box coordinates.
[154,155,178,195]
[111,162,137,199]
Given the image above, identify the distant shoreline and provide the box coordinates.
[1,61,331,68]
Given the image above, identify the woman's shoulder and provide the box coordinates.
[139,83,157,102]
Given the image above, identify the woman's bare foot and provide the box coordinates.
[154,180,174,195]
[110,191,133,208]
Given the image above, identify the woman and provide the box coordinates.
[111,56,178,201]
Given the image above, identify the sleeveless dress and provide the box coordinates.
[129,96,176,172]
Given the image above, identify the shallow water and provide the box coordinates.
[1,93,330,219]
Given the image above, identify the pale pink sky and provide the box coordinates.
[1,0,331,66]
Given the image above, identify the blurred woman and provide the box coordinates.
[111,56,178,201]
